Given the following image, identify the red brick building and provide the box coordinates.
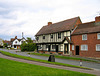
[71,16,100,57]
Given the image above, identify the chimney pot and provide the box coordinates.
[48,22,52,26]
[95,16,100,23]
[15,36,17,39]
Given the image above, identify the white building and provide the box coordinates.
[11,36,26,49]
[0,38,3,46]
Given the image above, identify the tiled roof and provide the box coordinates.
[4,40,12,45]
[11,37,25,42]
[36,17,80,36]
[72,21,100,35]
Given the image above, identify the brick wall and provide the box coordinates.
[71,33,100,57]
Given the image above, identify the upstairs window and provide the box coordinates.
[15,41,17,43]
[51,34,53,39]
[82,34,87,40]
[96,44,100,51]
[43,36,45,39]
[81,45,88,51]
[97,33,100,39]
[36,37,39,41]
[58,32,61,38]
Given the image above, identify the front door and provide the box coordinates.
[76,46,79,55]
[48,45,50,52]
[64,44,69,54]
[56,45,58,52]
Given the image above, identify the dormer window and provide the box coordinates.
[82,34,87,40]
[51,34,53,39]
[15,41,17,43]
[43,36,45,39]
[58,32,61,38]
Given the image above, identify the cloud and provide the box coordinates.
[0,0,100,40]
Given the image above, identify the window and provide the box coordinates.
[58,32,61,38]
[43,36,45,39]
[97,33,100,39]
[36,37,39,41]
[38,45,42,49]
[82,34,87,40]
[52,45,55,49]
[72,45,74,50]
[46,45,48,48]
[96,44,100,51]
[51,34,53,39]
[15,41,17,43]
[81,45,88,51]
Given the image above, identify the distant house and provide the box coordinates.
[35,17,82,54]
[71,16,100,57]
[0,38,3,47]
[3,40,12,48]
[11,36,26,49]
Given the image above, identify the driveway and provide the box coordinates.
[0,48,100,70]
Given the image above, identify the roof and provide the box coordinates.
[72,21,100,35]
[11,37,25,42]
[4,40,12,45]
[62,37,72,43]
[36,17,81,36]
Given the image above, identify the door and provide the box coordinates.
[76,46,79,55]
[48,45,50,52]
[64,44,69,54]
[56,45,58,52]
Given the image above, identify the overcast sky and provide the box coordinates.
[0,0,100,40]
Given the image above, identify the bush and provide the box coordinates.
[20,38,36,52]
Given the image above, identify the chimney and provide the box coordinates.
[48,22,52,26]
[15,36,17,39]
[95,16,100,23]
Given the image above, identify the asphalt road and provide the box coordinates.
[0,48,100,70]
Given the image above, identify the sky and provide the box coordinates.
[0,0,100,40]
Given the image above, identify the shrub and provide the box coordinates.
[21,37,36,52]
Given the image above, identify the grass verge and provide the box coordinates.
[0,58,95,76]
[30,52,99,63]
[0,50,91,70]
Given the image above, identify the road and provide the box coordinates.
[0,48,100,70]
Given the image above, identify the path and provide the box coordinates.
[0,53,100,76]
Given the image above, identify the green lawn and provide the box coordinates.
[0,58,95,76]
[0,50,91,70]
[30,53,99,63]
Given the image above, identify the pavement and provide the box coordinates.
[0,53,100,76]
[0,48,100,70]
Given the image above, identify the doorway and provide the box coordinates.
[48,45,50,52]
[64,44,69,54]
[56,45,58,52]
[76,46,79,55]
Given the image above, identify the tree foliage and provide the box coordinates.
[21,37,36,52]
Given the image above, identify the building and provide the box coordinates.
[35,17,82,54]
[0,38,3,47]
[71,16,100,57]
[11,36,26,49]
[3,40,12,48]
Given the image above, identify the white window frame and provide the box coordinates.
[81,45,88,51]
[96,44,100,51]
[72,45,74,50]
[97,33,100,39]
[82,34,87,40]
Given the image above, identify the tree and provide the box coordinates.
[3,43,8,48]
[21,37,36,52]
